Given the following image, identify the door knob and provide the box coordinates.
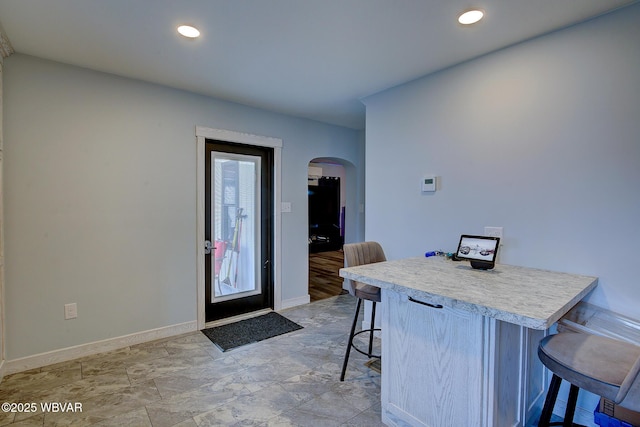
[204,240,212,255]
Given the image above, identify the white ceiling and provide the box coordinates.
[0,0,637,129]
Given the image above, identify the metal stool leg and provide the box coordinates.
[562,384,579,427]
[539,374,562,427]
[368,301,377,356]
[340,298,362,381]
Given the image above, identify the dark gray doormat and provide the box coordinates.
[201,312,303,352]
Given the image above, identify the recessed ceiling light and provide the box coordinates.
[458,9,484,25]
[177,25,200,38]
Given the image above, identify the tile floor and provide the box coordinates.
[0,295,383,426]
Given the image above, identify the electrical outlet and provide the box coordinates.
[484,227,503,239]
[64,303,78,320]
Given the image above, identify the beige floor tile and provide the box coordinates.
[0,295,383,427]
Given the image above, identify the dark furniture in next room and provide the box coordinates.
[308,177,343,253]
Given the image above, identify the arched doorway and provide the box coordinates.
[307,159,348,302]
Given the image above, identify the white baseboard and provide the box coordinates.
[280,294,310,310]
[553,397,597,427]
[4,321,197,376]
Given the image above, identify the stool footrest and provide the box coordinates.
[351,328,381,359]
[548,423,588,427]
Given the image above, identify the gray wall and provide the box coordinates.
[363,4,639,420]
[3,54,364,360]
[364,5,639,318]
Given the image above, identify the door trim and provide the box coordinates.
[195,126,282,330]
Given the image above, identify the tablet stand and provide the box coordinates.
[470,260,495,270]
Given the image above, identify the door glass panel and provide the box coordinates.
[211,152,261,302]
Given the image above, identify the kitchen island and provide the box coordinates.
[340,256,598,427]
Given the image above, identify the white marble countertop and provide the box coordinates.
[339,256,598,330]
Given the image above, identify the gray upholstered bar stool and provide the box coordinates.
[538,332,640,427]
[340,241,386,381]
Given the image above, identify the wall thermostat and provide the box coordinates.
[422,175,437,192]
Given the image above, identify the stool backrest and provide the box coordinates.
[617,352,640,411]
[343,242,386,296]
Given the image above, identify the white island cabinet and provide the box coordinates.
[340,257,598,427]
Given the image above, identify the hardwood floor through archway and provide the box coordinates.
[308,249,347,302]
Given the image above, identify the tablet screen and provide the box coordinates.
[456,235,500,263]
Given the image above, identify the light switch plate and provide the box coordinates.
[281,202,292,213]
[64,303,78,320]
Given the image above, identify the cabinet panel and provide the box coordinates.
[492,319,523,426]
[525,328,547,422]
[382,290,485,427]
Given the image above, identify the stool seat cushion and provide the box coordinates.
[539,333,640,402]
[354,283,382,302]
[343,241,386,299]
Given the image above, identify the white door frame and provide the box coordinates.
[195,126,283,330]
